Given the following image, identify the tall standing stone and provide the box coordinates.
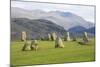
[83,32,89,43]
[47,33,51,41]
[31,40,38,51]
[21,31,27,41]
[22,41,31,51]
[51,32,57,41]
[55,37,64,48]
[64,32,71,41]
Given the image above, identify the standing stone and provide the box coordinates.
[67,32,71,41]
[22,41,31,51]
[64,32,71,41]
[31,40,38,51]
[51,32,57,41]
[55,37,64,48]
[78,32,89,45]
[21,31,27,41]
[83,32,89,43]
[47,34,51,41]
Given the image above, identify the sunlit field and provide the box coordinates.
[11,38,95,66]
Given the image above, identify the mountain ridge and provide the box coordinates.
[11,18,67,40]
[11,7,95,30]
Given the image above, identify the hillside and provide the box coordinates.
[11,7,95,30]
[68,26,95,34]
[11,18,66,40]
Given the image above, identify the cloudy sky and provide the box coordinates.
[11,1,95,23]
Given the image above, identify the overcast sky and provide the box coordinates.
[11,1,95,23]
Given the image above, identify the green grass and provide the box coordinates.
[11,39,95,66]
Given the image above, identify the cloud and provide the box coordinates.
[11,1,95,23]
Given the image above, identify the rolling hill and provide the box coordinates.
[11,7,95,30]
[11,18,66,40]
[11,7,95,40]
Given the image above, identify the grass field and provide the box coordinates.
[11,39,95,66]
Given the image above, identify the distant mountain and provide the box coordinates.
[68,26,87,33]
[86,27,95,34]
[11,7,95,30]
[48,11,94,29]
[68,26,95,34]
[11,18,66,40]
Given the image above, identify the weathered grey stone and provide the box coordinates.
[22,41,31,51]
[83,32,89,43]
[47,34,51,41]
[55,37,64,48]
[51,32,57,41]
[79,32,90,45]
[31,40,38,51]
[21,31,27,41]
[64,32,71,41]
